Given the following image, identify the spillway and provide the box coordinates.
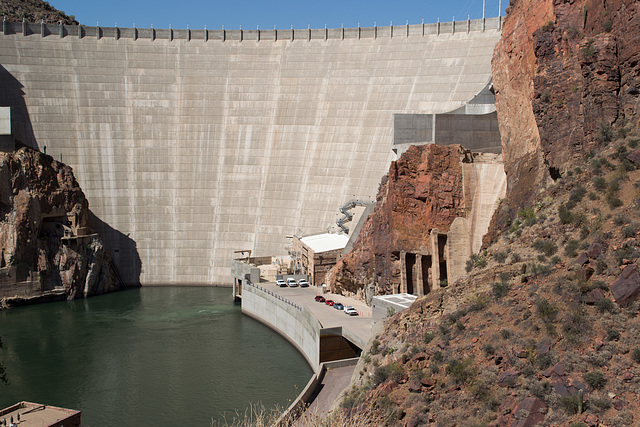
[0,19,501,285]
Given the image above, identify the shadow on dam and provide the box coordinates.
[0,64,141,286]
[90,211,142,286]
[0,65,37,150]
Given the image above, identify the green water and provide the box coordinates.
[0,287,313,426]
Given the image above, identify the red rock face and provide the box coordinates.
[329,144,465,295]
[0,148,120,302]
[492,0,640,212]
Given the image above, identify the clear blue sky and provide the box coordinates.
[49,0,509,30]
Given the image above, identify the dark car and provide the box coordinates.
[334,303,344,310]
[314,295,325,302]
[325,299,335,306]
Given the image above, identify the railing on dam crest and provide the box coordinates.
[2,16,502,43]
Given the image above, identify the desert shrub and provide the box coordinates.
[613,244,639,265]
[631,347,640,363]
[583,370,606,390]
[588,191,599,200]
[373,362,405,386]
[468,294,489,312]
[466,253,487,272]
[608,195,624,209]
[606,328,621,341]
[589,396,612,412]
[602,20,613,32]
[519,208,537,226]
[423,330,435,344]
[432,350,444,363]
[622,224,638,238]
[559,204,574,224]
[483,343,496,356]
[446,357,476,384]
[493,281,510,299]
[500,329,513,339]
[551,255,561,265]
[560,394,583,414]
[567,186,587,209]
[592,176,607,192]
[565,239,579,257]
[371,339,380,355]
[563,307,590,343]
[493,251,508,263]
[511,253,522,263]
[596,298,616,314]
[596,122,613,144]
[341,385,367,409]
[536,298,558,323]
[572,212,588,227]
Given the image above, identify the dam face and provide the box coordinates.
[0,20,501,285]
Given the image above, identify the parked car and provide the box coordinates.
[325,299,335,306]
[344,306,358,316]
[334,302,344,310]
[276,279,287,287]
[286,278,298,287]
[298,279,309,287]
[314,295,325,302]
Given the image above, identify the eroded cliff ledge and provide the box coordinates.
[328,145,468,296]
[492,0,640,216]
[1,147,124,306]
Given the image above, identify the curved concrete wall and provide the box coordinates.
[241,282,321,372]
[0,22,500,285]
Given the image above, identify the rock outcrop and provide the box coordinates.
[492,0,640,214]
[328,144,466,295]
[1,147,122,305]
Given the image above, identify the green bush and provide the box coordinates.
[561,394,583,414]
[631,347,640,363]
[565,239,579,257]
[559,204,574,224]
[563,307,590,343]
[596,122,613,144]
[446,358,476,384]
[583,370,607,390]
[493,282,510,299]
[536,298,558,323]
[500,329,513,339]
[607,329,621,341]
[592,176,607,192]
[423,330,435,344]
[371,339,380,355]
[596,298,616,314]
[493,251,508,263]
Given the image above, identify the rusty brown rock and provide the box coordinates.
[328,144,465,295]
[610,264,640,306]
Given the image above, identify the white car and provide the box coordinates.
[298,279,309,287]
[275,279,287,287]
[344,306,358,316]
[286,278,298,287]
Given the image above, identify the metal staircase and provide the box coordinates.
[336,199,374,234]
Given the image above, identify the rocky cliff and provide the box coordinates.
[1,147,122,306]
[492,0,640,217]
[328,144,466,296]
[334,0,640,426]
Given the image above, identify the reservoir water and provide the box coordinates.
[0,287,313,426]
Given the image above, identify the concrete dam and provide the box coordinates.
[0,18,502,285]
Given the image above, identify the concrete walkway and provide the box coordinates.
[260,281,371,417]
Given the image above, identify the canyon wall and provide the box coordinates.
[0,22,500,285]
[0,147,124,303]
[492,0,640,214]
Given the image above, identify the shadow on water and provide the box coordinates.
[90,211,142,286]
[0,65,37,150]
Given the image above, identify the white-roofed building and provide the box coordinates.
[292,232,349,286]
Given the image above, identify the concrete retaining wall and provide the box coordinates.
[0,22,501,285]
[241,282,321,372]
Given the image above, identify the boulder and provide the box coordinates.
[610,264,640,306]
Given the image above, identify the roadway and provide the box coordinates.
[259,281,373,346]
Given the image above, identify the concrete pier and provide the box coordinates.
[0,20,501,285]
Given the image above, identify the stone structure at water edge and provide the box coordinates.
[0,18,502,286]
